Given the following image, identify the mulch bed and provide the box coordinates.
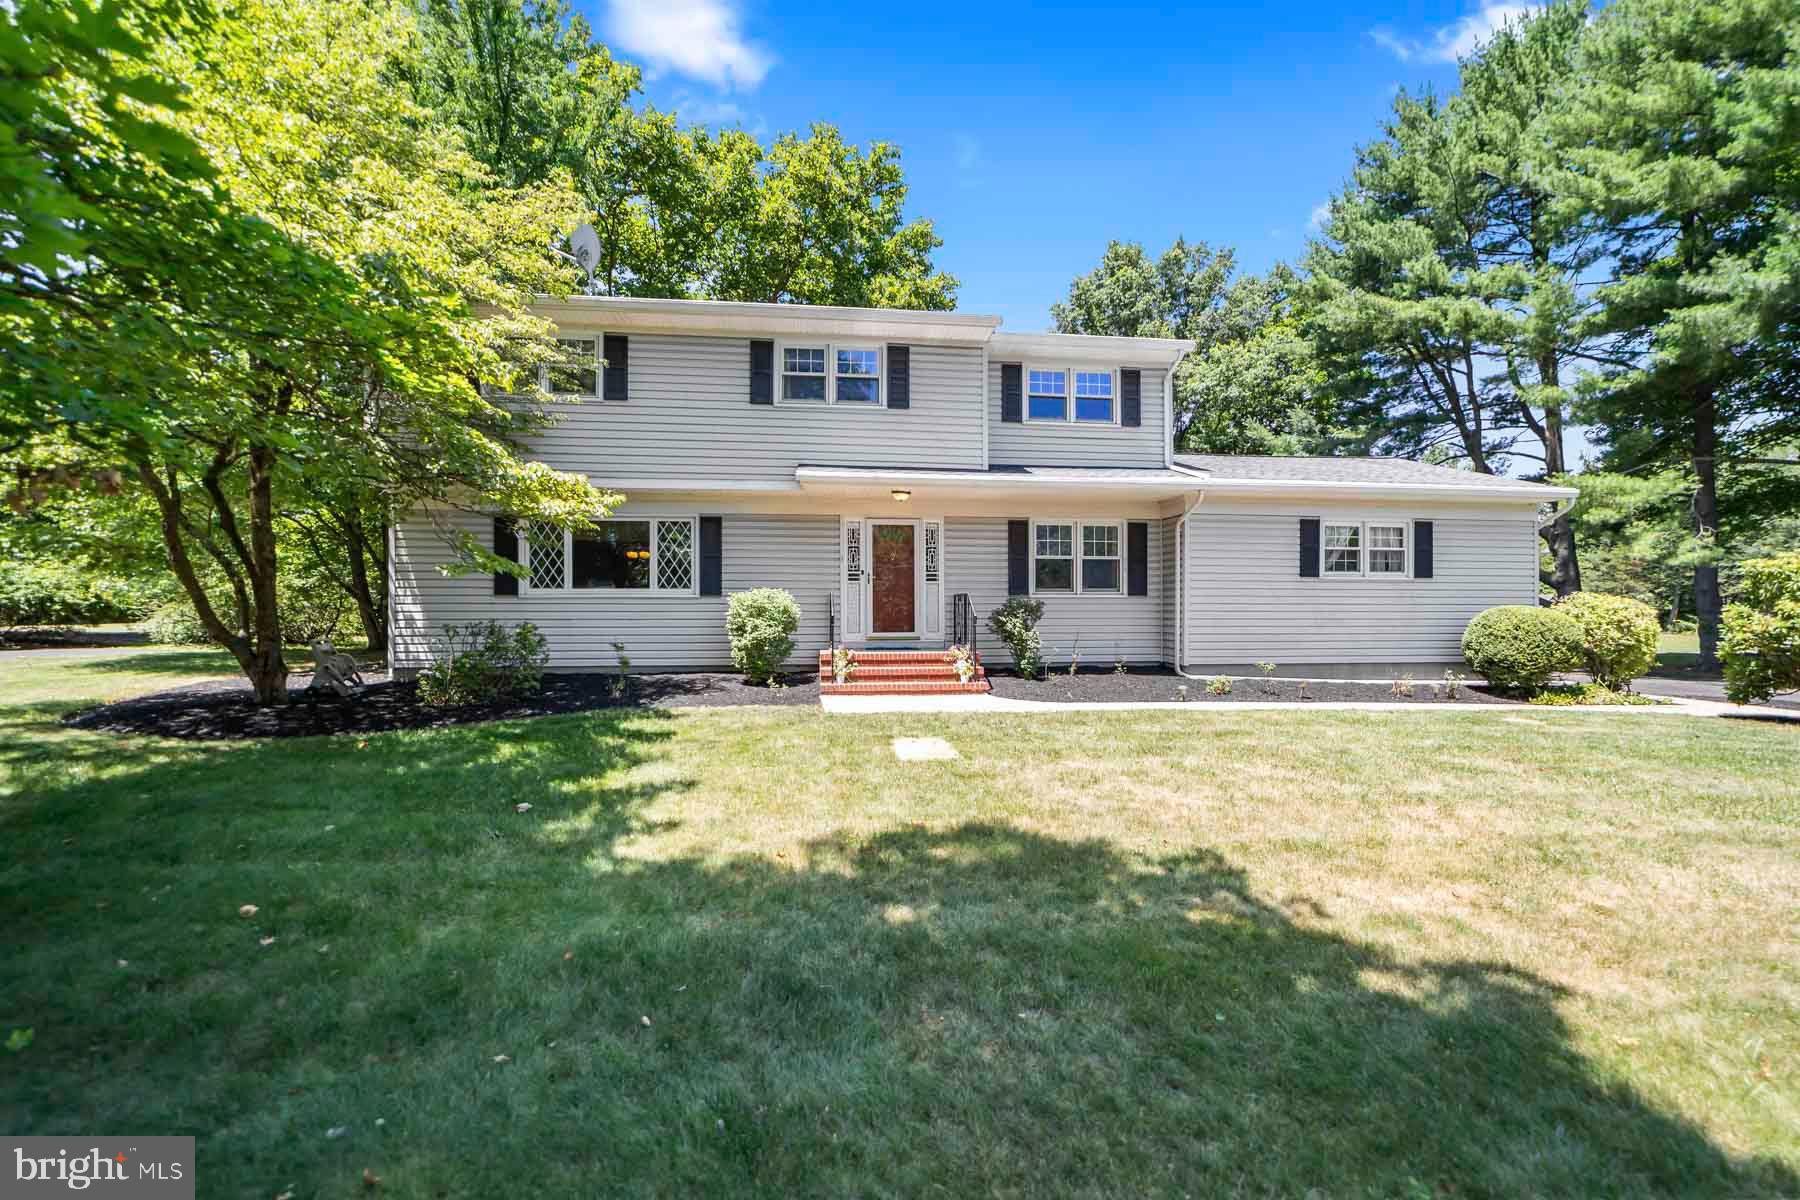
[985,666,1520,705]
[1,626,150,650]
[63,670,820,741]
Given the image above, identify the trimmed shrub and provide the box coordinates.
[1554,591,1659,690]
[1461,605,1583,691]
[987,596,1045,678]
[416,620,548,707]
[725,588,801,684]
[1722,552,1800,704]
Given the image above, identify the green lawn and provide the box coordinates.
[1656,630,1714,678]
[3,651,1797,1197]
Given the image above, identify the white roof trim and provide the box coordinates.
[990,331,1196,368]
[530,295,1001,346]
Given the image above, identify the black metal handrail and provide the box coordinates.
[952,592,976,666]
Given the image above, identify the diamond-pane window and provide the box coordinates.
[528,522,565,590]
[657,520,695,591]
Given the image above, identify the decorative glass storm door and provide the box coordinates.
[868,522,917,636]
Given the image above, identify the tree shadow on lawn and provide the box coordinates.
[1,716,1793,1198]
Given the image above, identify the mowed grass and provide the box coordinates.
[2,652,1797,1198]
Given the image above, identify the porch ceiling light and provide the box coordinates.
[890,489,912,502]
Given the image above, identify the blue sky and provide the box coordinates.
[577,0,1532,332]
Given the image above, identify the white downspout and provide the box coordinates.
[1173,489,1205,678]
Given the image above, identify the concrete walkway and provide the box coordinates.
[821,691,1800,720]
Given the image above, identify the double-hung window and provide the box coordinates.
[1324,524,1362,575]
[1322,521,1409,578]
[1073,371,1115,422]
[1032,519,1124,594]
[779,344,882,406]
[1034,522,1075,592]
[1368,524,1407,574]
[545,337,599,398]
[1027,369,1068,421]
[525,517,697,595]
[1026,366,1117,424]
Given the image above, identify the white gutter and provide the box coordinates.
[1536,495,1577,529]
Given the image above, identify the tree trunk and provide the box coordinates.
[1692,384,1722,670]
[1534,352,1581,597]
[245,444,290,704]
[345,516,387,654]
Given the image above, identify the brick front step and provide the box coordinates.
[819,679,992,696]
[816,648,988,695]
[831,664,988,682]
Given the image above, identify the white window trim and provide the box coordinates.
[1320,519,1411,580]
[1029,517,1126,596]
[1080,520,1124,594]
[1023,364,1120,427]
[522,515,700,596]
[541,334,607,400]
[774,341,886,409]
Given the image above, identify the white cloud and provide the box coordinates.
[671,91,748,127]
[1308,201,1332,232]
[605,0,772,89]
[1370,3,1538,64]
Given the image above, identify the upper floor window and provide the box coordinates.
[1027,369,1067,421]
[779,343,882,407]
[546,338,599,398]
[1027,366,1117,425]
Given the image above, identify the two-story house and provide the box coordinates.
[388,295,1575,680]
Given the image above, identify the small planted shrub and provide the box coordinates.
[1462,605,1583,692]
[141,601,219,645]
[1527,682,1660,707]
[1554,591,1659,690]
[417,620,548,707]
[1207,675,1232,695]
[988,597,1045,678]
[1390,673,1414,699]
[1722,552,1800,704]
[725,588,801,685]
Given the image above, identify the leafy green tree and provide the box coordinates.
[414,2,956,308]
[4,0,616,702]
[1562,0,1800,666]
[1053,241,1348,452]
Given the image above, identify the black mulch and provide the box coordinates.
[985,666,1520,705]
[1,626,150,650]
[63,670,820,741]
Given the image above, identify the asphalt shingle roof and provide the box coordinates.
[1173,454,1536,487]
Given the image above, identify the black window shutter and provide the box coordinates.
[1299,517,1321,578]
[1414,520,1434,579]
[602,334,628,402]
[749,340,773,405]
[1007,519,1029,594]
[1127,521,1149,596]
[1121,368,1142,427]
[699,516,723,595]
[493,517,519,596]
[1000,363,1022,423]
[887,344,910,409]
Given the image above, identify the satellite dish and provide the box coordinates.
[568,224,601,282]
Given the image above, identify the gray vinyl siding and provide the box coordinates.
[391,506,837,671]
[986,363,1168,468]
[1182,502,1540,667]
[944,516,1166,667]
[523,334,984,480]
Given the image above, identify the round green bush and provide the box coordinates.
[1461,605,1583,691]
[1554,591,1659,690]
[1722,552,1800,704]
[725,588,801,684]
